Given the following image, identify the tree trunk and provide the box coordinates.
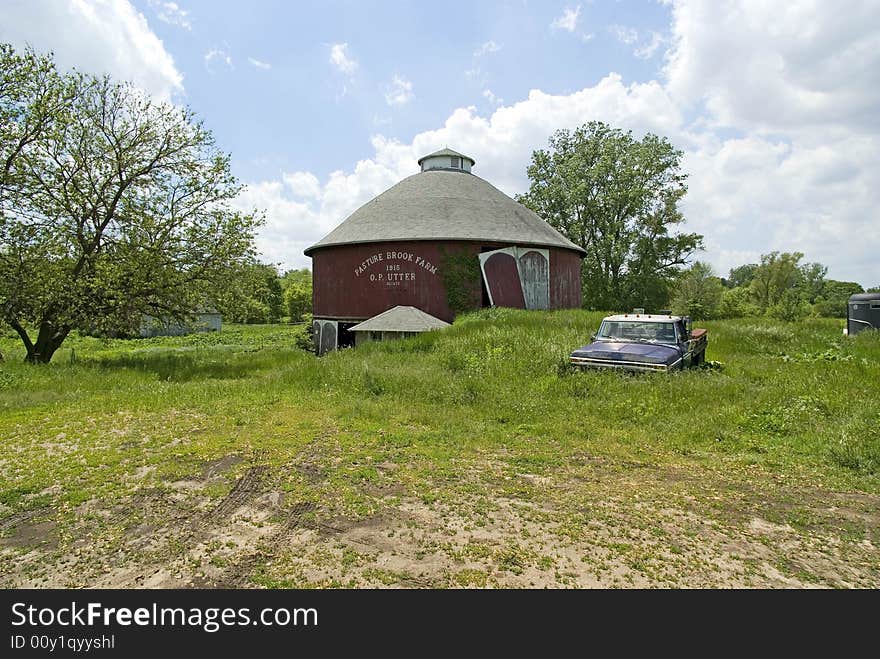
[24,321,70,364]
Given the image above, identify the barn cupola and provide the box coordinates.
[417,148,475,173]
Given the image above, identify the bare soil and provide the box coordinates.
[1,452,877,589]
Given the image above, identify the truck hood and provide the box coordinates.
[571,341,681,365]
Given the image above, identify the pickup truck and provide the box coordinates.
[570,313,708,373]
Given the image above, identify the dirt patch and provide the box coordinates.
[204,467,267,522]
[202,455,244,479]
[0,508,57,549]
[1,457,878,589]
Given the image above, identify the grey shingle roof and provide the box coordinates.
[349,305,451,333]
[304,170,585,255]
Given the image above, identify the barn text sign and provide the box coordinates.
[354,250,439,285]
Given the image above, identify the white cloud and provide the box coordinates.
[610,25,666,60]
[239,0,880,285]
[666,0,880,283]
[384,75,414,106]
[147,0,190,30]
[283,172,321,199]
[232,180,326,274]
[466,39,502,89]
[664,0,880,134]
[609,24,639,45]
[482,89,503,106]
[248,57,271,70]
[0,0,184,100]
[329,42,357,76]
[204,47,233,72]
[634,31,664,59]
[551,5,581,32]
[243,74,688,272]
[474,40,502,57]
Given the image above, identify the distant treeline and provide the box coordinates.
[670,251,876,321]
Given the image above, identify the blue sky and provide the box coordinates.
[2,1,878,286]
[142,1,672,180]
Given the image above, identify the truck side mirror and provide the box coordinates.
[590,334,596,342]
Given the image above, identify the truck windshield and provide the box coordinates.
[597,321,677,343]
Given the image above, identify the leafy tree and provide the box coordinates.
[768,289,810,322]
[281,268,312,323]
[0,45,262,362]
[256,263,285,323]
[813,280,863,318]
[517,121,702,311]
[0,45,73,198]
[749,252,804,311]
[725,263,758,289]
[797,261,828,304]
[214,263,284,324]
[671,262,723,320]
[868,286,880,294]
[718,286,761,318]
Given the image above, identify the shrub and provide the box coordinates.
[671,262,723,319]
[768,289,810,322]
[717,286,761,318]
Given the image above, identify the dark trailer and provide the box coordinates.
[847,293,880,336]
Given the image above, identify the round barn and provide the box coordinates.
[304,148,585,354]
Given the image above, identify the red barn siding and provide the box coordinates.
[550,249,582,309]
[312,241,456,322]
[312,240,582,324]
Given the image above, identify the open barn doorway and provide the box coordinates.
[337,322,358,348]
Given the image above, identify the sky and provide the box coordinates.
[1,0,878,286]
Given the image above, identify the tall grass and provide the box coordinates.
[0,312,878,517]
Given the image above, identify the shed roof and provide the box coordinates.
[304,169,585,255]
[349,305,451,333]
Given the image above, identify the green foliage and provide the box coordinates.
[718,286,761,318]
[216,263,284,324]
[281,269,313,323]
[517,121,703,311]
[768,289,810,322]
[440,248,481,317]
[671,262,723,319]
[798,262,828,304]
[725,264,758,289]
[716,254,868,320]
[813,280,863,318]
[749,251,805,312]
[0,44,262,362]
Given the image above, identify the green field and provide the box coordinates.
[1,311,878,588]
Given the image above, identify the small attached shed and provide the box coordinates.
[348,305,450,346]
[847,293,880,336]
